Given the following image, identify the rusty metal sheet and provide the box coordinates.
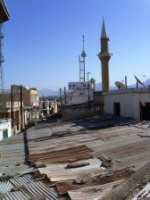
[29,145,93,164]
[56,169,135,194]
[1,118,150,200]
[37,158,103,183]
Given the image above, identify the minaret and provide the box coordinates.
[98,20,112,92]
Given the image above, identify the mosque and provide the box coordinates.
[100,21,150,120]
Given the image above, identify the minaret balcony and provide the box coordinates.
[98,52,112,58]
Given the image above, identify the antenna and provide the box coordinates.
[87,72,90,82]
[134,75,143,88]
[115,81,125,90]
[79,35,86,82]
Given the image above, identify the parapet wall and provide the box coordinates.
[62,102,103,121]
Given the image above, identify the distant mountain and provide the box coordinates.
[38,88,59,97]
[125,78,150,89]
[38,79,150,97]
[143,78,150,87]
[95,78,150,91]
[95,82,116,91]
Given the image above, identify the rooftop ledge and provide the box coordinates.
[0,0,10,23]
[102,88,150,96]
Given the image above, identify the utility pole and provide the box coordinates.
[11,85,14,128]
[0,23,5,107]
[64,86,67,105]
[20,85,23,131]
[59,88,62,106]
[87,72,90,82]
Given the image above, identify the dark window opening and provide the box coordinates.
[3,129,8,139]
[140,102,150,120]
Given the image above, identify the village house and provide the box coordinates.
[0,85,39,134]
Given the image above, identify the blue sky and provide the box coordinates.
[2,0,150,91]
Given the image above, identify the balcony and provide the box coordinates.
[0,101,24,109]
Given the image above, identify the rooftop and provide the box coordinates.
[103,87,150,95]
[1,115,150,199]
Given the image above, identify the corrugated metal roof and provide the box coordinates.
[68,180,123,200]
[5,175,68,200]
[10,174,36,187]
[1,116,150,199]
[26,182,67,200]
[55,168,134,194]
[132,183,150,199]
[29,145,93,165]
[0,165,30,175]
[3,191,31,200]
[0,181,13,193]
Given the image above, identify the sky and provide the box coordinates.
[2,0,150,92]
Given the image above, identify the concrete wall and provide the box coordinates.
[93,91,104,104]
[62,106,94,121]
[67,89,93,105]
[62,102,103,121]
[103,88,150,120]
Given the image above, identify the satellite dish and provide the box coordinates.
[115,81,125,89]
[134,75,143,86]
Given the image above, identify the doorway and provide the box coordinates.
[114,103,120,116]
[140,102,150,120]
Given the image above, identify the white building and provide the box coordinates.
[67,81,95,105]
[0,119,12,141]
[67,88,93,105]
[103,88,150,120]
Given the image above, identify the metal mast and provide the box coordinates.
[79,35,86,82]
[0,23,5,107]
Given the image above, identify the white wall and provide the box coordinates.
[0,120,12,141]
[67,89,93,105]
[103,89,150,120]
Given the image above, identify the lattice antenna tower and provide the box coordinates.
[79,35,86,82]
[0,23,5,107]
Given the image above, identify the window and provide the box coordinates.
[3,129,8,139]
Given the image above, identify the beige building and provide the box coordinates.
[0,85,39,133]
[40,99,58,117]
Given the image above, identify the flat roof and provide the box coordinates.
[103,88,150,96]
[0,0,10,23]
[1,116,150,199]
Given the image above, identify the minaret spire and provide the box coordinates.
[101,20,107,38]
